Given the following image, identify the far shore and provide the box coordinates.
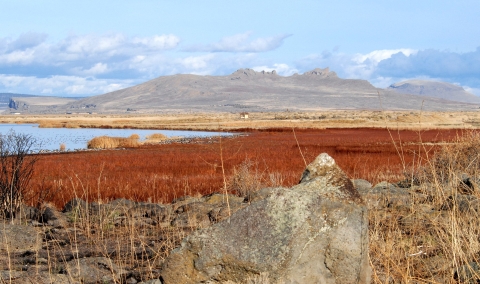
[1,110,480,131]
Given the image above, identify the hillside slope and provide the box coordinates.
[388,80,480,104]
[13,68,480,113]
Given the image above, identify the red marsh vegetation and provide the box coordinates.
[28,128,466,208]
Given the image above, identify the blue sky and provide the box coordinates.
[1,0,479,96]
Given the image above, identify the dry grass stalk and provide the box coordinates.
[369,130,480,283]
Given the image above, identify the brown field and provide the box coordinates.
[27,127,466,209]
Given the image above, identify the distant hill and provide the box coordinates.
[387,80,480,104]
[1,93,83,113]
[8,96,78,112]
[9,68,480,114]
[0,93,37,108]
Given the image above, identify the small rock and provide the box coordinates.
[109,198,136,209]
[126,277,138,284]
[139,279,162,284]
[65,257,127,284]
[453,262,480,283]
[352,179,372,191]
[41,204,68,228]
[63,198,87,213]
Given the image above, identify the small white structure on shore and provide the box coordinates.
[240,112,249,119]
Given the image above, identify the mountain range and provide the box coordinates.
[6,68,480,114]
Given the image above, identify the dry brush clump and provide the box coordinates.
[146,133,167,140]
[369,130,480,283]
[87,135,140,149]
[228,158,284,199]
[0,131,38,219]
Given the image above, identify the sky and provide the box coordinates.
[1,0,479,97]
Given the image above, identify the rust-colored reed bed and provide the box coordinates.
[28,128,466,208]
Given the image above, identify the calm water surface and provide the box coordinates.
[0,124,231,151]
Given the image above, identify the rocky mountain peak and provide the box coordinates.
[303,67,338,78]
[231,68,279,77]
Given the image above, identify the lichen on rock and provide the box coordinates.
[159,153,370,284]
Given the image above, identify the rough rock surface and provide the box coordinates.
[159,153,370,284]
[0,224,41,254]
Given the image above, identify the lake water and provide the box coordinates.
[0,124,231,152]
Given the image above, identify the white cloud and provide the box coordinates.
[0,33,181,68]
[7,32,47,51]
[62,34,125,54]
[0,74,134,96]
[0,32,183,94]
[353,49,417,65]
[75,62,109,76]
[184,32,291,52]
[132,35,180,50]
[375,48,480,78]
[0,49,37,64]
[180,54,215,71]
[296,48,420,80]
[294,47,480,95]
[3,31,478,98]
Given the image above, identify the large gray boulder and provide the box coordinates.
[159,153,371,284]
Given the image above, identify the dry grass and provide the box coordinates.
[369,130,480,283]
[87,135,140,149]
[228,159,284,199]
[129,133,140,140]
[2,110,480,131]
[146,133,167,140]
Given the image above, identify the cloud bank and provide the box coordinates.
[295,47,480,95]
[0,32,292,96]
[1,31,479,96]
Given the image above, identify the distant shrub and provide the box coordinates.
[228,159,265,198]
[87,136,140,149]
[129,134,140,140]
[146,133,167,140]
[0,131,38,219]
[421,131,480,184]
